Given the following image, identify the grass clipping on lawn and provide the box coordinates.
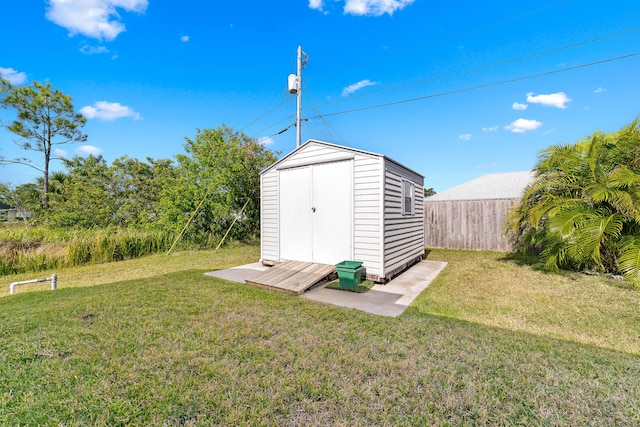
[1,247,639,425]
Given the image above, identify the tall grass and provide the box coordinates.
[0,241,67,275]
[0,226,181,275]
[65,229,175,266]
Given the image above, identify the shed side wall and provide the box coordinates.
[353,155,383,278]
[383,162,425,277]
[423,199,515,251]
[260,171,279,262]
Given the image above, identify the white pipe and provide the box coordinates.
[10,274,57,295]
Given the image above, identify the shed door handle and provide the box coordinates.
[312,207,316,212]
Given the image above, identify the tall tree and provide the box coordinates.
[48,155,116,228]
[0,76,10,103]
[158,125,279,241]
[0,77,11,157]
[507,117,640,285]
[1,81,87,208]
[110,156,176,227]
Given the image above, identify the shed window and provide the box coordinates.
[402,180,415,216]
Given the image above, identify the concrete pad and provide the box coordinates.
[204,262,268,283]
[303,260,447,317]
[206,260,447,318]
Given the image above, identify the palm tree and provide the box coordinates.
[508,117,640,285]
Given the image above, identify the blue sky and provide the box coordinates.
[1,0,639,192]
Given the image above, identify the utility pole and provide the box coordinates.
[288,46,308,148]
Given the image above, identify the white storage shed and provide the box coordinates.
[260,140,424,282]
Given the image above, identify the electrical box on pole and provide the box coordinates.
[288,74,298,94]
[288,46,308,148]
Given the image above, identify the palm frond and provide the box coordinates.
[610,165,640,187]
[548,206,589,238]
[569,212,623,268]
[618,235,640,286]
[541,235,566,272]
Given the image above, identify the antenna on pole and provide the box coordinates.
[287,46,308,148]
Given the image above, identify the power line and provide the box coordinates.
[250,114,295,139]
[245,25,636,145]
[240,98,292,132]
[305,89,349,146]
[310,52,640,119]
[245,26,637,141]
[316,26,640,108]
[260,120,305,141]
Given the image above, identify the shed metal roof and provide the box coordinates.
[261,139,424,178]
[425,171,535,201]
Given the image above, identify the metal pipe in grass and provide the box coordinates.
[10,273,57,295]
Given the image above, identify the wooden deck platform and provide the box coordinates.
[245,260,336,295]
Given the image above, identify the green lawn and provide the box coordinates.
[1,247,639,425]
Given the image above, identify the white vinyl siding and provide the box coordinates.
[353,155,383,278]
[383,163,424,275]
[275,143,355,171]
[260,171,279,262]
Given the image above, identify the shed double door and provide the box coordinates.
[279,161,352,265]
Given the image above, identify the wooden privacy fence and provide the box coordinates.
[424,199,516,252]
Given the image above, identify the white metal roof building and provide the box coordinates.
[424,172,535,251]
[426,172,535,201]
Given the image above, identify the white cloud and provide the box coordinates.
[482,125,499,132]
[505,118,543,133]
[341,79,377,97]
[0,67,27,85]
[594,87,607,93]
[80,101,142,121]
[46,0,148,41]
[512,102,528,111]
[181,35,189,42]
[343,0,415,16]
[75,145,104,156]
[458,134,471,141]
[80,45,109,55]
[259,136,275,146]
[526,92,571,109]
[54,148,68,158]
[309,0,324,11]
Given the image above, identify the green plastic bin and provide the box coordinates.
[335,260,364,288]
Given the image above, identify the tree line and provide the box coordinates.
[1,77,278,242]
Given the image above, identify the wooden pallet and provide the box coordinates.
[245,260,336,295]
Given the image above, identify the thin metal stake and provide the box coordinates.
[215,199,251,252]
[166,192,210,255]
